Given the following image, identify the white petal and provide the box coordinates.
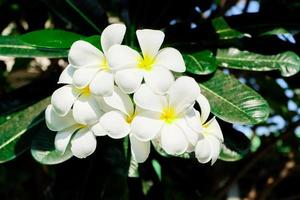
[100,111,130,139]
[51,85,80,116]
[101,23,126,55]
[136,29,164,58]
[155,47,185,72]
[90,122,107,136]
[131,111,163,141]
[195,138,212,164]
[168,76,200,113]
[55,125,77,153]
[144,66,174,95]
[207,136,222,165]
[160,124,188,155]
[68,40,104,67]
[71,128,97,158]
[103,86,134,115]
[115,68,144,94]
[89,71,114,96]
[197,93,211,124]
[72,95,103,125]
[72,67,100,89]
[107,45,140,70]
[204,117,224,142]
[58,64,76,84]
[45,105,76,131]
[185,108,203,133]
[130,134,150,163]
[133,84,167,112]
[176,118,199,146]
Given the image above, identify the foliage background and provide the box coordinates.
[0,0,300,199]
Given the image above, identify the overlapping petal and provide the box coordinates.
[100,111,130,139]
[101,23,126,55]
[68,40,104,67]
[130,134,150,163]
[71,127,97,158]
[115,68,144,94]
[136,29,165,58]
[58,65,76,84]
[107,45,140,70]
[45,105,76,131]
[89,71,114,96]
[51,85,80,116]
[154,47,186,72]
[55,125,78,153]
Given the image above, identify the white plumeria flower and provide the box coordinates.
[58,23,126,96]
[98,86,150,163]
[51,84,103,126]
[107,29,186,94]
[45,105,107,158]
[186,94,224,165]
[131,76,200,155]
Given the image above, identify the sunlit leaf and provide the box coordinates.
[0,36,68,57]
[216,48,300,77]
[212,17,250,40]
[0,97,50,163]
[199,70,270,124]
[183,50,217,75]
[218,144,244,162]
[31,123,73,165]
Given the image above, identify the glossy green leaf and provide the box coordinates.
[212,17,250,40]
[183,50,217,75]
[20,29,84,49]
[216,48,300,77]
[31,123,73,165]
[0,36,68,57]
[0,97,50,163]
[199,70,270,124]
[219,144,244,162]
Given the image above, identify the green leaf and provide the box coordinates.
[199,70,270,124]
[212,17,250,40]
[0,36,68,57]
[219,144,244,162]
[31,123,73,165]
[0,97,50,163]
[20,29,84,49]
[183,50,217,75]
[260,28,290,36]
[216,48,300,77]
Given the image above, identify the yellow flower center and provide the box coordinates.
[100,58,109,71]
[126,113,136,124]
[80,86,91,96]
[160,107,177,124]
[77,124,87,129]
[137,54,155,71]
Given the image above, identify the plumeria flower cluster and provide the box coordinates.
[45,24,224,165]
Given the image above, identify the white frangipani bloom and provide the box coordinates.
[99,86,150,163]
[45,105,107,158]
[59,23,126,96]
[131,76,200,155]
[107,29,186,94]
[186,94,224,165]
[51,85,103,126]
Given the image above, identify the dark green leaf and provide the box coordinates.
[0,36,68,57]
[199,70,270,124]
[20,29,84,49]
[0,97,50,163]
[216,48,300,77]
[183,50,217,75]
[31,123,73,165]
[212,17,250,40]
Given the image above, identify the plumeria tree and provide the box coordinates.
[0,0,300,199]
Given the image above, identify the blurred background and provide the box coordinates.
[0,0,300,199]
